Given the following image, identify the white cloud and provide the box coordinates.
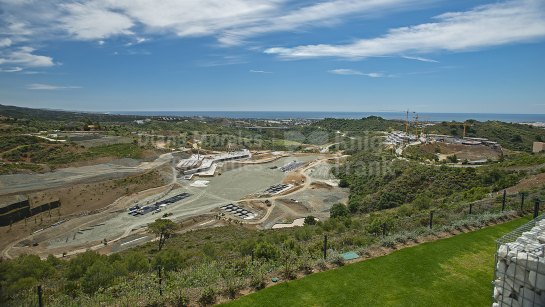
[0,0,432,47]
[26,83,81,90]
[249,69,272,74]
[329,69,383,77]
[265,0,545,59]
[125,37,148,46]
[59,2,134,40]
[0,66,22,72]
[0,47,55,67]
[218,0,430,45]
[196,55,248,67]
[98,40,105,45]
[329,68,364,75]
[0,38,12,48]
[402,55,438,63]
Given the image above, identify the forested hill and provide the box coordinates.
[314,116,405,132]
[0,104,142,122]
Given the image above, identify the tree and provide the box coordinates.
[304,215,317,225]
[338,178,349,188]
[124,251,150,273]
[330,203,349,218]
[82,260,115,294]
[148,219,178,251]
[152,249,186,271]
[254,242,279,261]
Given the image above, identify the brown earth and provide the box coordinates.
[282,172,306,185]
[419,142,502,161]
[506,172,545,193]
[310,181,334,190]
[0,165,172,252]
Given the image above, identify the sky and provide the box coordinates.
[0,0,545,113]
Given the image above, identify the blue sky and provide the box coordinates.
[0,0,544,113]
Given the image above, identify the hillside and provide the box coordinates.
[427,120,545,152]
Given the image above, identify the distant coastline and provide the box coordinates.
[112,111,545,123]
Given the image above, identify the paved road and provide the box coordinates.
[0,153,174,195]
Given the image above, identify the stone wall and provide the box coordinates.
[493,218,545,306]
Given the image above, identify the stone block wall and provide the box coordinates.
[493,218,545,307]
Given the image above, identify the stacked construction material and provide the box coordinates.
[493,218,545,307]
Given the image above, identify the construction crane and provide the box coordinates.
[405,109,410,134]
[411,113,432,137]
[442,121,474,138]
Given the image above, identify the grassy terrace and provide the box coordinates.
[225,217,531,307]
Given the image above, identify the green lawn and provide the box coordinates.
[225,217,530,307]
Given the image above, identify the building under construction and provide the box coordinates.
[176,149,251,176]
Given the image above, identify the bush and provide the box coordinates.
[82,260,115,294]
[380,237,396,248]
[304,215,317,226]
[223,276,244,299]
[316,258,328,271]
[254,242,279,261]
[328,252,345,267]
[125,252,150,273]
[198,287,216,306]
[339,178,349,188]
[170,291,189,307]
[297,255,314,275]
[249,266,266,290]
[152,249,186,271]
[330,203,349,218]
[392,233,408,244]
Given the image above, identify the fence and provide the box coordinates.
[5,190,544,306]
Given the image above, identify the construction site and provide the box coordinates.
[384,111,504,164]
[0,148,348,259]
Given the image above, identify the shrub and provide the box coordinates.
[249,266,266,290]
[330,203,349,218]
[439,225,454,233]
[392,233,408,244]
[152,249,186,272]
[316,258,328,271]
[380,237,396,248]
[170,291,189,307]
[82,260,115,294]
[223,276,244,299]
[254,242,279,261]
[297,255,314,275]
[304,215,317,226]
[198,287,216,306]
[328,252,345,267]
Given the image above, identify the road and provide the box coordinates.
[0,153,174,195]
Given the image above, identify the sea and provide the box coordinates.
[112,111,545,123]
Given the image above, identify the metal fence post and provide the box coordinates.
[469,203,473,215]
[323,234,328,260]
[37,285,43,307]
[534,200,540,219]
[520,193,525,213]
[429,211,434,229]
[502,190,506,212]
[157,266,163,296]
